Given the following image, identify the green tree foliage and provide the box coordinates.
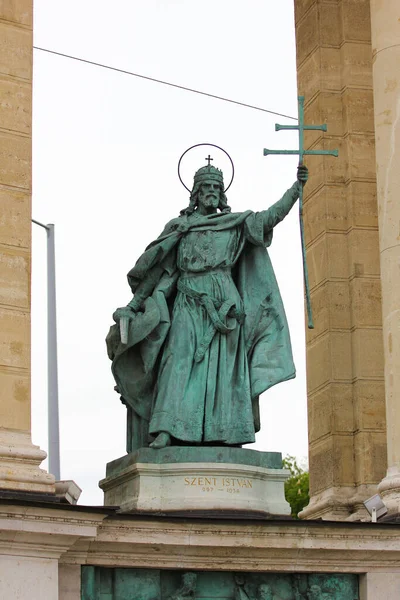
[282,455,310,519]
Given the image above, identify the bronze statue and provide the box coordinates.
[107,162,308,451]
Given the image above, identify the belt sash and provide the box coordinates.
[177,276,244,363]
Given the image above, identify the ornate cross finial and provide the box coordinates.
[205,154,213,166]
[263,96,339,329]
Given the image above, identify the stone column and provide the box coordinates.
[0,2,54,493]
[370,1,400,513]
[294,0,387,520]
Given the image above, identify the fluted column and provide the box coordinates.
[370,0,400,513]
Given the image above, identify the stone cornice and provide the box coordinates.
[0,504,105,559]
[64,513,400,572]
[2,503,400,571]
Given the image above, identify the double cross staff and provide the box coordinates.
[264,96,339,329]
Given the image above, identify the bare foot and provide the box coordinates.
[149,431,171,449]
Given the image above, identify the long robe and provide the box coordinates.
[106,184,299,450]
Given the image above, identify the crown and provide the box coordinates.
[193,165,224,187]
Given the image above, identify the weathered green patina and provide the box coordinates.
[105,447,283,479]
[107,163,308,452]
[81,567,359,599]
[264,95,339,329]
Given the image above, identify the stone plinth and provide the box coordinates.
[99,447,291,516]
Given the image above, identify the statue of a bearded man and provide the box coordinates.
[106,163,308,451]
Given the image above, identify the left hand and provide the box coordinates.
[113,306,135,324]
[297,164,308,185]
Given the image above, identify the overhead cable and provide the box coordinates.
[33,46,298,121]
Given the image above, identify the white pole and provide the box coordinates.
[46,224,60,480]
[32,219,60,480]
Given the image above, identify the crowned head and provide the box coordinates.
[193,164,224,188]
[180,164,231,216]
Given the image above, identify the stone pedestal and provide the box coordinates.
[99,447,291,516]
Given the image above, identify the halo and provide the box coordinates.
[177,143,235,193]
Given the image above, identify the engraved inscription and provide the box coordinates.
[183,476,253,493]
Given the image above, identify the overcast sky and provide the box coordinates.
[31,0,307,505]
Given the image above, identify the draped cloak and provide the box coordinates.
[106,206,296,451]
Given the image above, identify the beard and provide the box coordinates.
[201,194,219,208]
